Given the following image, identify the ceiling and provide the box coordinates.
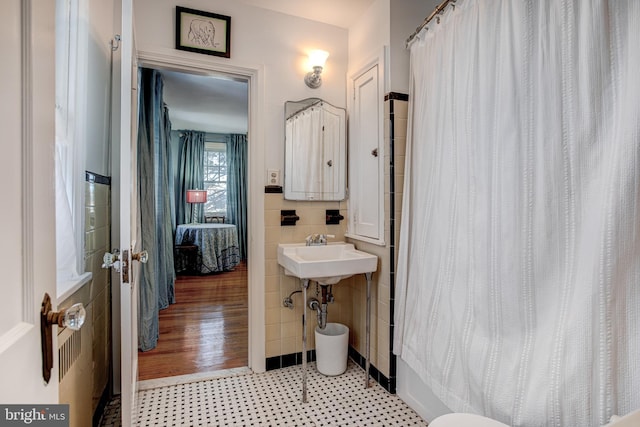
[237,0,376,29]
[161,70,248,134]
[161,1,375,135]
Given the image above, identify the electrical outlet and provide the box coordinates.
[268,169,281,186]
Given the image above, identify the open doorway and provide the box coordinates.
[136,67,250,381]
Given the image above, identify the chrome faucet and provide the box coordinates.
[305,233,335,246]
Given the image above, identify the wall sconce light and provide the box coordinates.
[305,49,329,89]
[186,189,207,223]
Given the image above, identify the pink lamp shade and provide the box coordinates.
[186,189,207,204]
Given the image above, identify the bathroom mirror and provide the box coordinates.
[284,98,346,201]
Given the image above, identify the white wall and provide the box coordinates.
[389,0,439,93]
[133,0,348,177]
[348,0,390,77]
[85,0,117,176]
[348,0,438,94]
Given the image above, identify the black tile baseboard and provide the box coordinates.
[348,346,394,393]
[266,346,394,394]
[266,349,317,371]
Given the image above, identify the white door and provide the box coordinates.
[350,64,383,240]
[112,0,140,425]
[0,1,59,403]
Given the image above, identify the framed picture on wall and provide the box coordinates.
[175,6,231,58]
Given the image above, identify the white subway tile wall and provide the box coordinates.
[59,178,111,427]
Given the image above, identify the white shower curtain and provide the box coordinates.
[286,106,323,193]
[394,1,640,426]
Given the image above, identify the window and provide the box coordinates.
[55,0,91,293]
[56,0,80,197]
[56,0,84,275]
[203,142,227,215]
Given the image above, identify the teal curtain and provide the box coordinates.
[137,68,176,352]
[227,134,248,260]
[176,131,205,224]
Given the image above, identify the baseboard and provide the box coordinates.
[348,346,394,393]
[265,346,394,393]
[265,349,316,370]
[92,386,112,427]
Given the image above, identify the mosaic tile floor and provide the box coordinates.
[99,361,427,426]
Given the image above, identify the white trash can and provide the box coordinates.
[315,323,349,376]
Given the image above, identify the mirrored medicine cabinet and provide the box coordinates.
[284,98,346,201]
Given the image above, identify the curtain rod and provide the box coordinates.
[405,0,456,48]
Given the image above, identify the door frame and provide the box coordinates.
[135,49,266,373]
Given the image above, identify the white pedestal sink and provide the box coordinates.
[277,242,377,284]
[277,242,377,402]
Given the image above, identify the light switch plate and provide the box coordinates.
[268,169,281,186]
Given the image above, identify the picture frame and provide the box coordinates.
[175,6,231,58]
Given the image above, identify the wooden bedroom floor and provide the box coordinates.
[137,261,248,381]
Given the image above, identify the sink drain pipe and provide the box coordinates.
[308,285,330,329]
[308,298,327,330]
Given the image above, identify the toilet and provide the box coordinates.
[429,408,640,427]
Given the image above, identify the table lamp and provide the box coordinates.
[186,189,207,223]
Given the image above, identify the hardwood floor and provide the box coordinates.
[138,261,248,381]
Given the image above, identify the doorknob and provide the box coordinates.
[132,250,148,263]
[101,249,121,271]
[40,293,86,383]
[103,249,147,283]
[371,148,378,157]
[121,249,148,283]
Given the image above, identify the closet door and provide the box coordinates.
[349,64,384,242]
